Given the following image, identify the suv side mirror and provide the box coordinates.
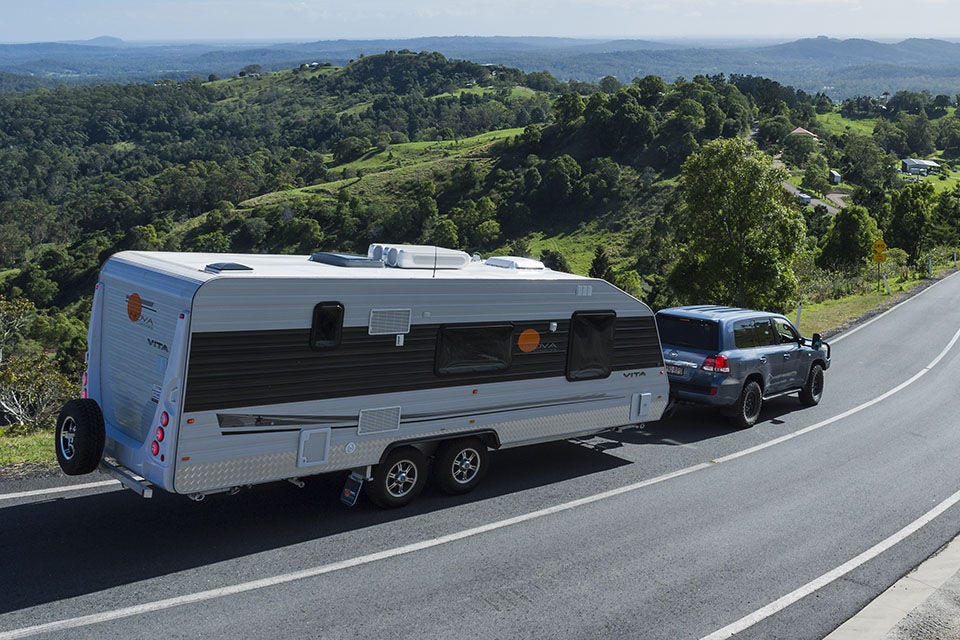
[811,333,822,350]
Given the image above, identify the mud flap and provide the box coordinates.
[340,471,364,507]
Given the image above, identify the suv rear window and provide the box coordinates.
[656,314,719,352]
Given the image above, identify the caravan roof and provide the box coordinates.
[109,250,587,284]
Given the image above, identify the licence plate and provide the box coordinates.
[665,364,684,376]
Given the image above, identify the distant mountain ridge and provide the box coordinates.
[2,35,960,97]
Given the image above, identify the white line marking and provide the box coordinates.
[2,273,959,637]
[830,269,956,344]
[713,324,960,465]
[0,480,118,502]
[0,463,713,640]
[699,486,960,640]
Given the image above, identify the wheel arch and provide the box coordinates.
[378,429,501,464]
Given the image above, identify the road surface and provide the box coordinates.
[2,274,960,639]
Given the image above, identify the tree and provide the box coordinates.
[817,205,880,272]
[800,153,831,196]
[0,354,73,433]
[888,182,936,263]
[0,295,34,365]
[668,138,806,310]
[588,245,615,283]
[539,249,571,273]
[781,133,819,168]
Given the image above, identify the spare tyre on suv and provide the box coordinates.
[656,306,831,428]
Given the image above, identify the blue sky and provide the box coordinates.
[1,0,957,43]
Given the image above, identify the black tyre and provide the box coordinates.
[55,399,105,476]
[366,446,427,508]
[799,363,825,407]
[729,381,762,429]
[433,438,488,495]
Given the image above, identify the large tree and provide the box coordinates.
[817,204,880,272]
[668,137,806,310]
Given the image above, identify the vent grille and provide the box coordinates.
[297,428,330,467]
[358,406,402,435]
[369,309,412,335]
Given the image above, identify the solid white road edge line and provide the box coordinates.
[0,463,715,640]
[0,480,118,502]
[699,486,960,640]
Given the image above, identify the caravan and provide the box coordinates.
[56,245,669,507]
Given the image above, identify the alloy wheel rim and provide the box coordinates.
[386,460,418,497]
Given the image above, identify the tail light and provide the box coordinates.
[155,427,165,442]
[702,355,730,373]
[150,440,160,456]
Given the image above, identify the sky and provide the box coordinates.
[0,0,957,44]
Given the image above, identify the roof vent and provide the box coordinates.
[485,256,546,270]
[204,262,253,274]
[368,244,471,270]
[309,252,384,268]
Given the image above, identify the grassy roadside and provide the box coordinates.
[0,427,56,472]
[1,268,955,471]
[790,265,957,337]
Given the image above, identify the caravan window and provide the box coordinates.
[435,324,514,375]
[310,302,344,349]
[566,311,616,381]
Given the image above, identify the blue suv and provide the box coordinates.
[656,306,831,427]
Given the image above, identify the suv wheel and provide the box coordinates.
[730,381,762,428]
[799,364,824,406]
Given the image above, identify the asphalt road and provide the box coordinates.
[2,274,960,639]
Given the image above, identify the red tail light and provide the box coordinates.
[151,440,160,456]
[702,355,730,373]
[160,411,169,427]
[155,427,165,442]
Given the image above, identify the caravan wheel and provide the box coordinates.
[55,399,105,476]
[433,438,488,495]
[366,447,427,508]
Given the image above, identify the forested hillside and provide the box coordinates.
[4,50,960,433]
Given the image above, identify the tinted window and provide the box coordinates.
[656,314,719,352]
[733,318,775,348]
[310,302,344,349]
[436,324,513,375]
[772,318,799,344]
[566,311,616,381]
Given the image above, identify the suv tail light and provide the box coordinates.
[702,355,730,373]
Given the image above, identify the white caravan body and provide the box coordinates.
[82,247,669,496]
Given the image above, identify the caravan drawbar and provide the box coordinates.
[55,245,669,507]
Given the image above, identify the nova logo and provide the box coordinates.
[622,371,646,378]
[147,338,169,353]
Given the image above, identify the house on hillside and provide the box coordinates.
[788,127,818,139]
[829,169,841,184]
[902,158,940,175]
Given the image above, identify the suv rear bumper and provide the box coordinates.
[668,378,742,407]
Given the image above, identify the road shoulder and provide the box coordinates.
[826,533,960,639]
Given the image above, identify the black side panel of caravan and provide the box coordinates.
[184,317,662,412]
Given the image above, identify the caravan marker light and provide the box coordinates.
[150,440,160,456]
[81,388,88,399]
[82,372,88,386]
[155,427,165,442]
[160,411,169,427]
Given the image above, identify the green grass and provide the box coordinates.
[240,127,523,209]
[789,265,954,336]
[0,428,56,467]
[816,111,875,137]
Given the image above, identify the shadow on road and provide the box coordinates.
[0,439,630,614]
